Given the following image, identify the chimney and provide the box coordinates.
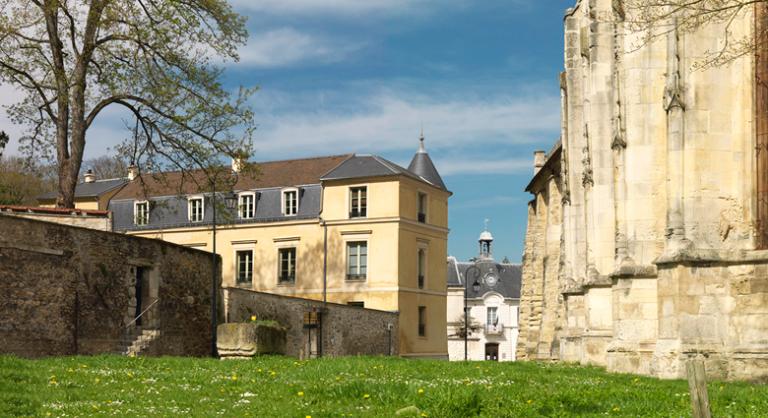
[84,169,96,183]
[533,150,546,174]
[231,157,244,173]
[127,165,139,181]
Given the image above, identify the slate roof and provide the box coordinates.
[110,185,322,232]
[38,178,128,201]
[408,148,447,191]
[321,154,449,192]
[113,154,352,200]
[447,256,522,299]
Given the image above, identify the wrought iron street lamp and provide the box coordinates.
[210,178,238,358]
[463,264,482,361]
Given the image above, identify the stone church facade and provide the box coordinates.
[517,1,768,379]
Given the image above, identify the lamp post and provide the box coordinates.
[463,264,482,361]
[211,178,238,358]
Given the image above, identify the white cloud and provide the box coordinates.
[0,84,27,157]
[236,28,362,68]
[435,157,532,176]
[251,91,560,158]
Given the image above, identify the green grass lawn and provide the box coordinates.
[1,355,767,417]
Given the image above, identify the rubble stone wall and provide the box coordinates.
[225,287,399,358]
[0,214,216,357]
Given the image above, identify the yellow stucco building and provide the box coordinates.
[99,139,450,358]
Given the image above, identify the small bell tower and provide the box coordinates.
[478,219,494,260]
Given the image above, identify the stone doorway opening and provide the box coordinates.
[485,343,499,361]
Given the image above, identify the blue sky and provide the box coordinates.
[1,0,574,262]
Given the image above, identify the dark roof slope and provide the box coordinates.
[38,178,128,200]
[447,257,522,299]
[408,150,447,191]
[321,154,449,192]
[112,154,351,200]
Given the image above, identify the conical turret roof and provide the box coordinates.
[407,134,447,191]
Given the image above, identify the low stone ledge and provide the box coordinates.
[217,322,286,359]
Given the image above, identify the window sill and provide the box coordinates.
[277,281,296,286]
[346,276,367,282]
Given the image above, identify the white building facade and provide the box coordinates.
[446,230,521,361]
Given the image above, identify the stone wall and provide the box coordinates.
[0,205,112,231]
[517,1,768,380]
[0,214,217,357]
[225,287,398,358]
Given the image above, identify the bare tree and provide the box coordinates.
[81,153,127,180]
[0,1,256,208]
[622,0,761,69]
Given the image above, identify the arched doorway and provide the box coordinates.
[485,343,499,361]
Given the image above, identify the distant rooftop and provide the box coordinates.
[38,177,128,201]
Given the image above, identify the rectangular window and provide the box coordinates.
[418,306,426,337]
[487,307,498,326]
[236,250,253,284]
[278,248,296,284]
[347,301,365,308]
[349,186,367,218]
[239,193,255,219]
[189,197,204,222]
[417,248,426,289]
[418,192,427,223]
[347,241,367,280]
[134,201,149,226]
[283,189,298,216]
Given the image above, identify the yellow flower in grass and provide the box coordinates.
[363,394,370,399]
[232,375,238,381]
[298,391,304,397]
[527,399,533,404]
[421,413,428,417]
[612,407,620,412]
[251,315,257,322]
[418,388,424,395]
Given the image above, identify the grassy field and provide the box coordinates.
[1,355,767,417]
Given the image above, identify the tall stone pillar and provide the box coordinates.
[663,21,689,252]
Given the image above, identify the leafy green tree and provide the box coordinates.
[0,1,255,208]
[0,156,56,205]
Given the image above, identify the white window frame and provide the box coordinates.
[134,200,149,226]
[349,186,367,218]
[188,195,204,222]
[281,188,299,216]
[487,306,499,326]
[235,249,254,284]
[346,241,368,280]
[277,247,297,284]
[238,192,256,219]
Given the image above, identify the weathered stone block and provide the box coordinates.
[217,322,286,358]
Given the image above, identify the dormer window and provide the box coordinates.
[349,186,367,218]
[134,201,149,226]
[188,196,204,222]
[418,192,428,223]
[239,192,255,219]
[282,188,298,216]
